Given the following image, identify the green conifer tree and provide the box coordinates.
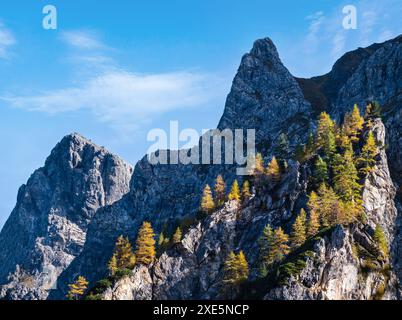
[333,147,361,203]
[314,156,328,186]
[317,112,336,159]
[358,131,378,175]
[258,224,274,267]
[373,224,388,258]
[275,133,290,161]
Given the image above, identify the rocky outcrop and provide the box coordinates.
[296,35,402,291]
[218,38,314,149]
[102,265,152,300]
[264,121,398,300]
[0,134,133,300]
[264,226,396,300]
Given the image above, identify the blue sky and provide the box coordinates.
[0,0,401,228]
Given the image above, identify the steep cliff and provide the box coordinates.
[0,134,133,299]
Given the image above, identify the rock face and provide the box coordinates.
[296,35,402,292]
[102,265,152,300]
[92,119,398,300]
[0,134,133,300]
[1,35,401,300]
[263,120,398,300]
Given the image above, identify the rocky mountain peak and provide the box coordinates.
[249,37,280,62]
[218,37,313,151]
[0,134,133,300]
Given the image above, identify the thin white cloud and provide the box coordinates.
[359,10,378,46]
[1,28,227,134]
[1,70,225,133]
[378,29,395,42]
[331,30,346,61]
[61,30,104,50]
[304,11,325,53]
[0,22,15,59]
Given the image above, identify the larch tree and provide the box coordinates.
[214,175,226,207]
[266,156,281,183]
[223,251,237,286]
[343,104,364,142]
[201,184,215,214]
[228,180,241,202]
[108,254,118,276]
[307,191,321,228]
[241,180,251,202]
[223,251,249,287]
[358,131,378,175]
[135,221,156,265]
[253,153,265,187]
[254,153,265,176]
[333,148,361,203]
[269,227,290,264]
[307,205,320,237]
[109,235,136,272]
[67,276,89,300]
[236,251,249,283]
[172,227,182,244]
[291,209,307,248]
[317,183,341,227]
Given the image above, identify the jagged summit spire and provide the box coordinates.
[249,37,280,61]
[60,132,94,146]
